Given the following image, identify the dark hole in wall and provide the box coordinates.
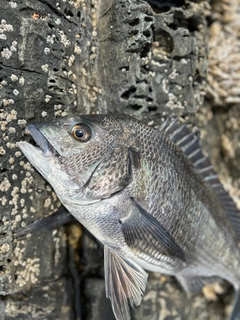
[146,97,153,102]
[193,69,203,84]
[64,8,74,17]
[154,29,174,54]
[168,17,200,32]
[145,0,186,13]
[48,23,55,30]
[128,18,139,26]
[140,43,151,58]
[186,16,202,32]
[0,168,8,174]
[144,16,154,22]
[129,29,138,36]
[0,265,6,272]
[148,106,158,112]
[121,86,137,100]
[0,232,7,237]
[136,79,148,85]
[126,104,143,111]
[143,30,151,38]
[140,65,149,74]
[52,48,65,55]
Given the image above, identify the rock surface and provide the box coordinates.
[0,0,239,319]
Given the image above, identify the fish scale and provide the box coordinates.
[18,114,240,320]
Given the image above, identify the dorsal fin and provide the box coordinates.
[160,118,240,239]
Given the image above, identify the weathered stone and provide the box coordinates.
[1,0,239,319]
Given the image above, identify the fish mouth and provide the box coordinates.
[19,124,59,158]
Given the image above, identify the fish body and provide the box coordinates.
[18,114,240,320]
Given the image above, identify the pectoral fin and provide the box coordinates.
[120,198,186,261]
[104,246,148,320]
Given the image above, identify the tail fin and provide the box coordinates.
[231,289,240,320]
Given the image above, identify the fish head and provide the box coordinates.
[18,114,140,205]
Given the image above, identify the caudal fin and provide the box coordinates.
[231,289,240,320]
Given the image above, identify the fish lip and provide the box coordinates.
[25,124,58,158]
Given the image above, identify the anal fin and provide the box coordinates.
[231,288,240,320]
[177,275,220,294]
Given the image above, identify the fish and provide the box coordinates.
[18,114,240,320]
[15,207,74,238]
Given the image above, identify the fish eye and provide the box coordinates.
[70,123,92,142]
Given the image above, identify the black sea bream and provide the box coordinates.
[18,114,240,320]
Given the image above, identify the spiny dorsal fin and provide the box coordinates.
[160,118,240,239]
